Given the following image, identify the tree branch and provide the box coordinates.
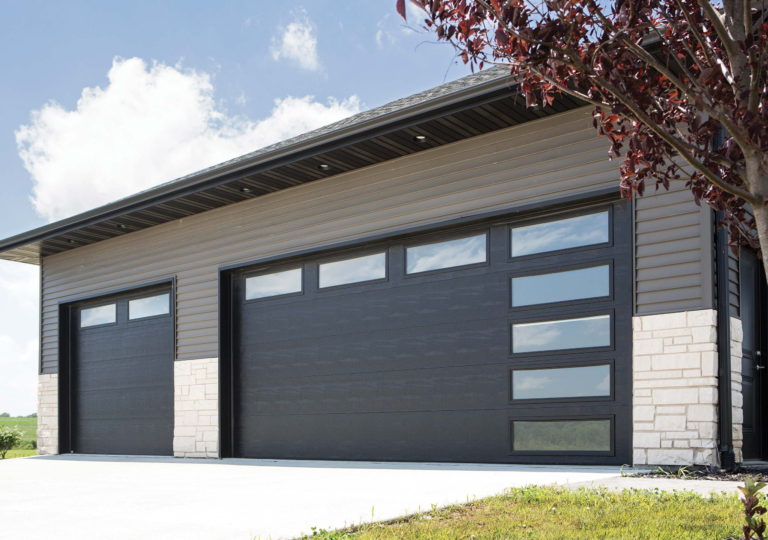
[591,73,760,203]
[671,0,715,66]
[699,0,749,82]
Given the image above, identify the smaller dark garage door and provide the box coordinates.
[66,284,174,456]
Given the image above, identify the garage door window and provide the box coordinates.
[245,268,302,300]
[406,233,486,274]
[511,365,611,400]
[319,252,386,289]
[129,293,170,320]
[511,419,612,452]
[511,314,611,353]
[511,211,609,257]
[80,304,116,328]
[511,265,610,307]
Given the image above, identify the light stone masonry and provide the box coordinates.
[632,309,745,466]
[633,310,719,466]
[37,373,58,455]
[731,317,744,462]
[173,358,219,458]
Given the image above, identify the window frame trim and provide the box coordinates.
[403,229,491,278]
[508,415,616,456]
[509,309,616,358]
[508,206,614,262]
[127,291,173,323]
[508,359,615,404]
[508,259,615,312]
[242,265,305,303]
[316,248,390,291]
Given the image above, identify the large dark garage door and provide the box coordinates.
[229,200,632,464]
[67,285,174,455]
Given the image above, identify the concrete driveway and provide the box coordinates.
[2,455,623,540]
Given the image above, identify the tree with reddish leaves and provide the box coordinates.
[398,0,768,280]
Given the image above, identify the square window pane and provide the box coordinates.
[512,420,611,452]
[246,268,302,300]
[512,265,610,307]
[511,212,609,257]
[319,253,386,288]
[81,304,116,328]
[512,315,611,354]
[512,365,611,400]
[406,234,486,274]
[129,293,170,320]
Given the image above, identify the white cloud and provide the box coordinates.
[375,17,396,50]
[0,260,39,417]
[16,57,361,222]
[270,9,321,71]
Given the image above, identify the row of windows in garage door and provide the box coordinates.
[233,207,622,456]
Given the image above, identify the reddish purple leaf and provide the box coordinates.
[396,0,407,20]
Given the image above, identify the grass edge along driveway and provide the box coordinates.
[298,485,742,540]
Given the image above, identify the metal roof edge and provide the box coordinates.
[0,73,518,257]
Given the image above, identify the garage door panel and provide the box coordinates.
[237,318,509,380]
[75,418,174,456]
[238,364,512,415]
[235,409,513,462]
[75,354,173,391]
[237,273,507,345]
[74,386,173,420]
[76,324,173,362]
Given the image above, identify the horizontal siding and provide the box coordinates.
[634,182,709,315]
[40,108,706,372]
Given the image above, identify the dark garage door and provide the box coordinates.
[69,285,174,455]
[230,200,632,464]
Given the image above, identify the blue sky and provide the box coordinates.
[0,1,472,415]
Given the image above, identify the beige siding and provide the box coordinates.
[634,182,713,314]
[40,108,711,371]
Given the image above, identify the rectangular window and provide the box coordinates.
[511,265,610,307]
[245,268,302,300]
[511,419,611,452]
[319,253,386,288]
[511,365,611,400]
[512,314,611,354]
[81,304,116,328]
[129,293,170,320]
[406,233,486,274]
[511,211,609,257]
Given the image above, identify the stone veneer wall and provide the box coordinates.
[173,358,219,458]
[633,309,745,466]
[633,310,720,465]
[37,373,58,455]
[731,317,744,462]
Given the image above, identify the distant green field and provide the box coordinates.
[0,417,37,450]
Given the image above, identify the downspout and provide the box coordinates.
[715,210,736,469]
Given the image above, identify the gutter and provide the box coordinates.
[715,210,736,469]
[0,73,518,257]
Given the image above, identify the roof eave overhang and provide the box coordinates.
[0,74,520,263]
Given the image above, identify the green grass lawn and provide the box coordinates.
[0,417,38,458]
[3,449,37,459]
[300,486,742,540]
